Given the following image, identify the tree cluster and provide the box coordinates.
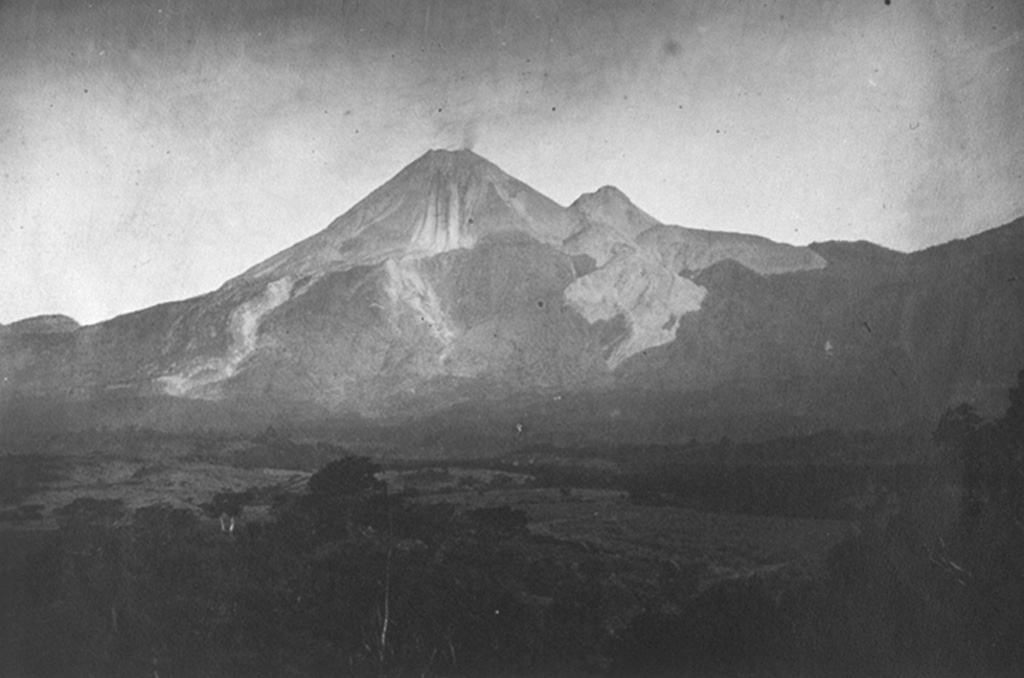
[4,457,650,676]
[821,369,1024,675]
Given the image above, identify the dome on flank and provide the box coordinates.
[7,314,80,334]
[569,185,660,240]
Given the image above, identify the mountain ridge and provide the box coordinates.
[2,149,1023,448]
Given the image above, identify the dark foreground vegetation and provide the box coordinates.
[1,373,1023,677]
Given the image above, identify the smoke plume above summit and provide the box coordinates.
[1,0,1022,324]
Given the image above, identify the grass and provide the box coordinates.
[406,473,853,586]
[1,442,854,592]
[0,455,67,506]
[0,454,308,529]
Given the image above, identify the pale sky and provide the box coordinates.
[2,0,1022,325]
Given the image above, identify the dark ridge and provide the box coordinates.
[909,214,1024,263]
[6,314,80,334]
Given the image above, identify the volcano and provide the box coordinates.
[238,150,579,281]
[3,149,1024,446]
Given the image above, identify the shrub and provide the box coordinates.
[308,456,383,497]
[53,497,125,525]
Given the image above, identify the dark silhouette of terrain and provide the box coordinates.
[1,370,1021,676]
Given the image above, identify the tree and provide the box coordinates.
[203,490,253,533]
[945,370,1024,671]
[307,456,383,498]
[279,457,389,545]
[819,370,1024,674]
[1001,368,1024,438]
[53,497,125,527]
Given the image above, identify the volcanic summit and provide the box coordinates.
[236,150,579,281]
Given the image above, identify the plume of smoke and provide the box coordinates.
[434,116,480,151]
[460,119,478,151]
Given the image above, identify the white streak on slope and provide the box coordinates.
[564,248,706,369]
[383,258,455,345]
[158,277,298,398]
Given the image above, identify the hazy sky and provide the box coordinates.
[2,0,1022,325]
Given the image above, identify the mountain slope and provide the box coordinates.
[2,150,1023,446]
